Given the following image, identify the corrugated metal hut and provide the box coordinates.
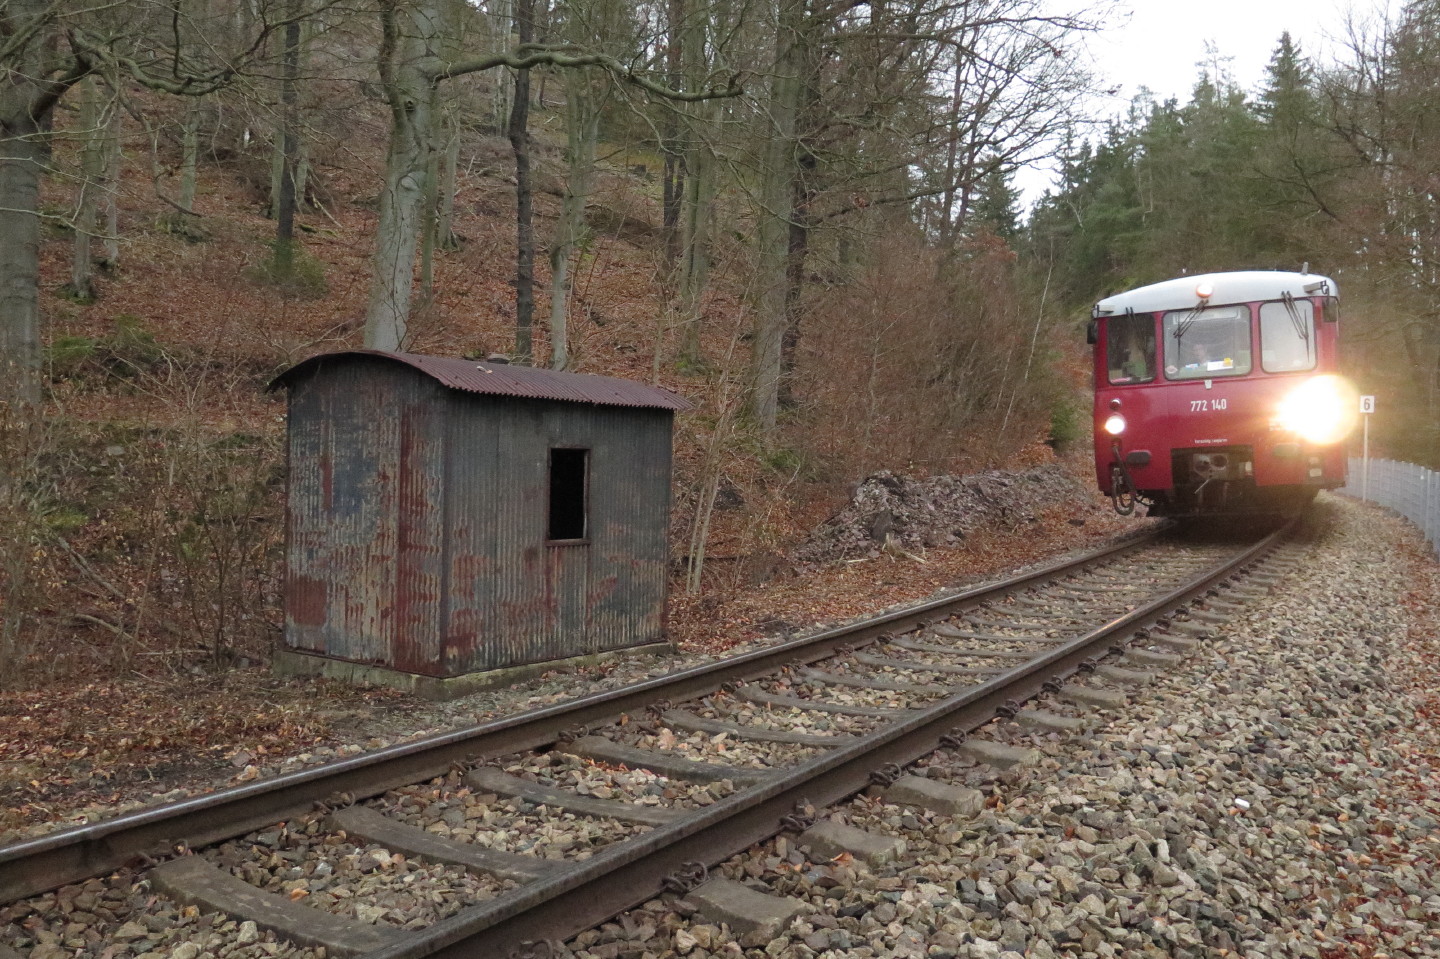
[270,350,690,698]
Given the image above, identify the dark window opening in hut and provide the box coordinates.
[548,448,589,541]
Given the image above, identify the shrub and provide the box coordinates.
[249,239,328,297]
[46,315,164,384]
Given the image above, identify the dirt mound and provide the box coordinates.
[791,465,1096,568]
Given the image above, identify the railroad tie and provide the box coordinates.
[560,735,771,786]
[881,775,985,817]
[465,767,683,826]
[1059,684,1129,709]
[660,708,848,747]
[1187,608,1233,625]
[953,738,1041,770]
[327,805,558,882]
[799,666,940,694]
[686,878,807,948]
[1124,648,1182,668]
[1149,633,1201,652]
[1225,585,1272,601]
[800,819,906,868]
[891,637,1033,659]
[1167,619,1219,638]
[1016,709,1089,735]
[150,856,403,957]
[1095,664,1156,685]
[851,652,1005,676]
[735,685,907,717]
[964,614,1076,631]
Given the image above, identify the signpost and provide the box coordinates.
[1360,395,1375,500]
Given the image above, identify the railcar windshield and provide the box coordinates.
[1163,305,1252,380]
[1259,299,1317,372]
[1105,313,1156,384]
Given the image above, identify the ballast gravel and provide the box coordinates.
[559,495,1440,959]
[4,495,1435,957]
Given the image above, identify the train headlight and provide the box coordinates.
[1275,375,1359,445]
[1103,414,1126,436]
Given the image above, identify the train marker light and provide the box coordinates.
[1275,374,1359,445]
[1103,414,1126,436]
[1196,281,1215,300]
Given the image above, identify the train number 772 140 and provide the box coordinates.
[1190,398,1227,412]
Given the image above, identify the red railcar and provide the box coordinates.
[1090,271,1357,517]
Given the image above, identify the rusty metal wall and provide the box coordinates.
[443,395,673,674]
[284,359,448,674]
[284,357,673,678]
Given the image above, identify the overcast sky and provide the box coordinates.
[1018,0,1367,204]
[1084,0,1358,106]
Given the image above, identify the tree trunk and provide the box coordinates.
[547,74,600,371]
[101,96,121,269]
[676,128,714,364]
[419,84,442,306]
[675,0,714,366]
[274,11,302,276]
[509,0,536,363]
[69,78,103,302]
[364,0,445,352]
[489,0,515,133]
[660,0,685,267]
[0,126,45,410]
[778,144,815,409]
[747,0,803,433]
[436,108,460,250]
[174,98,202,222]
[1,0,88,413]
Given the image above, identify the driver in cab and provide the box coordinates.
[1179,340,1233,374]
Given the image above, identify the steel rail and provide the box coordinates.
[0,528,1161,905]
[366,521,1289,959]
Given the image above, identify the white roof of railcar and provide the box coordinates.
[1094,271,1338,316]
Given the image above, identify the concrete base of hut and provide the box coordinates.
[272,643,677,701]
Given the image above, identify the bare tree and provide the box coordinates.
[742,0,1099,435]
[0,0,330,414]
[360,0,740,355]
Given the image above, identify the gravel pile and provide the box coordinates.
[560,495,1440,959]
[791,467,1099,569]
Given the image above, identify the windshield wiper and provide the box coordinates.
[1172,302,1207,342]
[1280,292,1311,346]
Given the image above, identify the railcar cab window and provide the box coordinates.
[1259,299,1318,372]
[1105,313,1156,385]
[1163,306,1252,380]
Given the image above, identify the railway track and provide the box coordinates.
[0,523,1298,958]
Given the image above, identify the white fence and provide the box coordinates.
[1336,457,1440,560]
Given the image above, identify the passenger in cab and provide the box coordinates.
[1108,319,1155,384]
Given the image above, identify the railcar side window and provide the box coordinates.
[1260,300,1318,372]
[1105,314,1156,384]
[1163,306,1252,379]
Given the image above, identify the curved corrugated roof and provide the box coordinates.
[271,350,692,411]
[1095,271,1338,316]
